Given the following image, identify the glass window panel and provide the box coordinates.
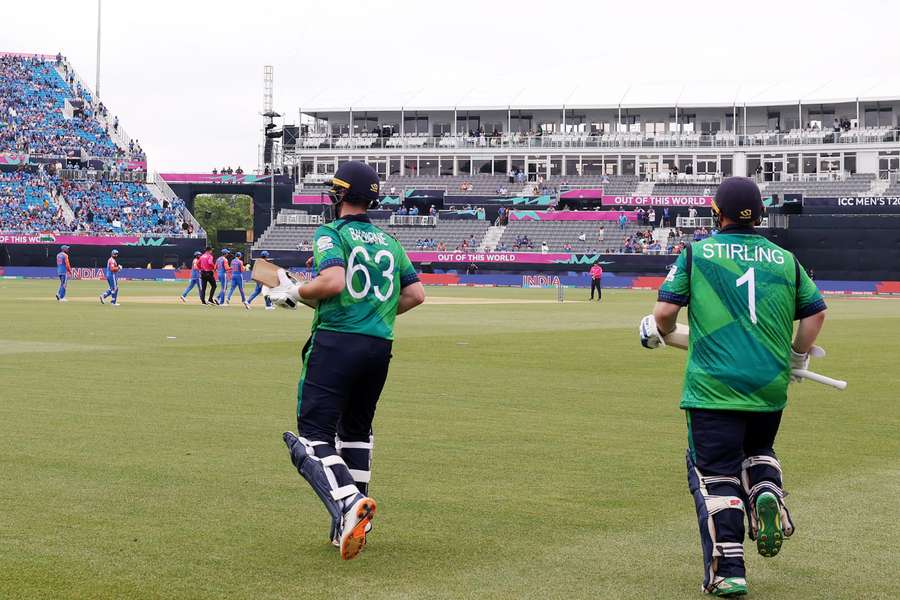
[720,157,733,177]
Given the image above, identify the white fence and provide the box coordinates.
[676,217,716,228]
[277,212,324,225]
[389,215,438,227]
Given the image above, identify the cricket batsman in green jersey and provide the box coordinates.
[639,177,828,597]
[264,161,426,560]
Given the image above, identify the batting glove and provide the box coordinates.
[639,314,666,349]
[263,268,304,310]
[789,345,826,382]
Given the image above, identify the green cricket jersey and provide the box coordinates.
[311,214,419,340]
[658,226,826,412]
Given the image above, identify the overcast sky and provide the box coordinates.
[5,0,899,172]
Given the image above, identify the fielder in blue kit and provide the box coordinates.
[226,252,249,308]
[55,245,71,302]
[180,251,203,302]
[99,249,121,306]
[215,249,230,305]
[246,250,274,309]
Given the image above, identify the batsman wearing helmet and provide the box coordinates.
[639,177,827,597]
[266,161,426,560]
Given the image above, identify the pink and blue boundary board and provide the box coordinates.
[1,267,898,294]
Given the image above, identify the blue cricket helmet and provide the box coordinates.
[61,244,70,251]
[193,251,202,257]
[235,251,242,258]
[221,248,229,254]
[260,250,270,258]
[111,249,119,256]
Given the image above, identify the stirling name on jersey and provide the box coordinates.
[658,228,826,412]
[311,214,419,340]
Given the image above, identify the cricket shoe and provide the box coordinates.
[58,298,68,302]
[331,518,373,548]
[99,294,105,304]
[243,302,250,310]
[179,296,186,303]
[704,576,747,597]
[755,492,784,558]
[111,302,121,306]
[55,294,60,301]
[339,494,376,561]
[265,306,276,311]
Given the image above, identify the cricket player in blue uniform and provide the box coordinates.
[99,249,121,306]
[266,162,426,560]
[246,250,274,310]
[215,249,230,305]
[226,251,249,308]
[179,251,203,303]
[55,245,71,302]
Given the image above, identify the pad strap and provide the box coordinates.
[714,542,745,558]
[338,440,374,450]
[330,484,359,501]
[348,469,371,483]
[321,455,348,468]
[705,495,746,516]
[742,455,783,475]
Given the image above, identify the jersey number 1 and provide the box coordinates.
[735,267,758,324]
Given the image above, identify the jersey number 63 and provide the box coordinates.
[346,246,395,302]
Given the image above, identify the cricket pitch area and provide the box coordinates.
[1,279,898,600]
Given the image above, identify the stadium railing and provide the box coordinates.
[293,128,900,151]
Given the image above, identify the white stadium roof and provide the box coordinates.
[298,77,899,113]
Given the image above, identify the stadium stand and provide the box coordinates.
[384,174,510,195]
[254,216,491,253]
[553,175,639,195]
[495,219,649,253]
[883,180,900,196]
[0,55,118,158]
[761,173,876,197]
[62,179,185,235]
[0,171,67,232]
[650,183,718,196]
[374,174,640,197]
[379,219,490,251]
[0,53,201,236]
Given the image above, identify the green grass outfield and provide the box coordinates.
[1,279,898,600]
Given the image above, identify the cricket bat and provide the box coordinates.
[250,258,283,288]
[663,323,847,390]
[251,258,318,308]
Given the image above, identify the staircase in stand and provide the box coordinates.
[634,181,654,195]
[868,177,889,196]
[480,225,506,251]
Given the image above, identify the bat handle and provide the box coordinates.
[791,369,848,390]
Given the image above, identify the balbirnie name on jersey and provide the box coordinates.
[347,227,389,246]
[701,243,785,264]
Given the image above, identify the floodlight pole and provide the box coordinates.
[95,0,102,98]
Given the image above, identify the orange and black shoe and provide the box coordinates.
[339,495,377,560]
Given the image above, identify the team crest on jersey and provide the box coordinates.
[665,265,678,282]
[317,236,334,252]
